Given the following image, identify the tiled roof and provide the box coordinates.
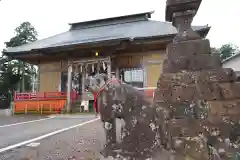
[4,11,209,54]
[222,53,240,63]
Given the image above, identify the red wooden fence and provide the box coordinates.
[14,91,78,101]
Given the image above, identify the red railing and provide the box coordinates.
[14,91,78,101]
[136,87,156,98]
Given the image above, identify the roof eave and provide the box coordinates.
[133,26,211,42]
[222,53,240,63]
[4,26,211,57]
[3,38,132,57]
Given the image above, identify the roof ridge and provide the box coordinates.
[69,11,154,25]
[70,19,148,31]
[69,11,154,30]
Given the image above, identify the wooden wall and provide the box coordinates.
[142,51,166,88]
[113,50,166,87]
[39,62,62,92]
[38,50,166,92]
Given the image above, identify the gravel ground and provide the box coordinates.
[0,118,172,160]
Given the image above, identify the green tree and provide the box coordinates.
[5,22,38,47]
[0,57,21,91]
[1,21,38,92]
[212,43,239,61]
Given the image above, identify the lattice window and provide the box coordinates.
[124,69,143,82]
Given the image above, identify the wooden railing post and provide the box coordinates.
[40,104,43,114]
[14,91,17,101]
[25,104,28,114]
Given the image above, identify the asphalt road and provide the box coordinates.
[0,115,96,149]
[0,114,48,126]
[0,115,172,160]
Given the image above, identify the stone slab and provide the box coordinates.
[158,68,236,86]
[207,100,240,116]
[163,54,221,73]
[218,82,240,100]
[165,0,202,22]
[167,39,211,58]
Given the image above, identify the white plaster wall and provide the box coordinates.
[223,56,240,71]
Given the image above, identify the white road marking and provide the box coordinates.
[0,117,100,153]
[0,117,54,128]
[26,142,40,147]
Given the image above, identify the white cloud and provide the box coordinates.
[0,0,239,52]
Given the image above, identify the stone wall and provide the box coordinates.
[154,0,240,159]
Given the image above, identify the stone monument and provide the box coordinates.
[154,0,240,159]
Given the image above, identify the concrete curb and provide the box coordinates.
[0,109,11,116]
[48,114,98,119]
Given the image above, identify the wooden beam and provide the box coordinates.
[66,62,72,113]
[107,57,111,78]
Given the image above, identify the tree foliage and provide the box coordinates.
[212,43,239,61]
[5,22,38,48]
[1,21,38,93]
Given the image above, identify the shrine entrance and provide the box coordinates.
[66,57,112,103]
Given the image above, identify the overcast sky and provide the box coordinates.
[0,0,239,52]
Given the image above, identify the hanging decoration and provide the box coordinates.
[74,64,78,73]
[92,64,95,72]
[103,62,106,70]
[80,65,83,73]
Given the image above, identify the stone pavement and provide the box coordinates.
[0,118,171,160]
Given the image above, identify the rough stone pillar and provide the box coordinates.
[154,0,240,159]
[67,63,72,113]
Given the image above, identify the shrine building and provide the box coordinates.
[3,11,210,113]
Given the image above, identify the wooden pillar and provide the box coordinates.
[86,64,88,77]
[143,65,148,87]
[67,63,72,113]
[21,62,25,92]
[81,65,85,94]
[37,64,40,92]
[115,67,120,79]
[107,58,111,78]
[120,69,123,82]
[97,61,100,75]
